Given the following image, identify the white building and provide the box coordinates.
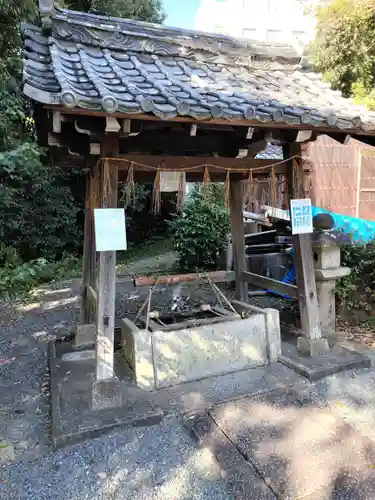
[195,0,332,48]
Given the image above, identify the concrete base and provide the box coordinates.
[62,349,95,362]
[279,342,370,381]
[297,336,330,357]
[75,324,96,348]
[49,338,163,449]
[92,377,124,411]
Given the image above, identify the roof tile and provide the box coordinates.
[21,7,375,133]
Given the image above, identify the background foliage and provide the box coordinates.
[170,185,230,272]
[311,0,375,109]
[337,241,375,313]
[63,0,165,22]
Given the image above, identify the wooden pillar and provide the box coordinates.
[80,171,95,326]
[230,178,248,302]
[96,134,119,381]
[91,161,100,292]
[283,143,328,356]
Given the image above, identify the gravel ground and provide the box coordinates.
[0,418,234,500]
[2,259,375,499]
[0,276,237,500]
[0,281,81,463]
[0,257,292,499]
[0,269,291,465]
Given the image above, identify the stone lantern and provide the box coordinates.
[312,214,351,341]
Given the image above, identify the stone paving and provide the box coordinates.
[186,368,375,500]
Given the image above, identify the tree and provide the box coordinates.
[311,0,375,109]
[64,0,165,22]
[0,1,80,263]
[0,0,165,269]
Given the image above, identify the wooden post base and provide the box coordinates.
[297,337,330,357]
[75,324,96,348]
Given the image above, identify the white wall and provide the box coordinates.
[195,0,330,47]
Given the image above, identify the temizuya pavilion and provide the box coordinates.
[21,1,375,424]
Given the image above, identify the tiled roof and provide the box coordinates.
[22,7,375,132]
[255,144,283,160]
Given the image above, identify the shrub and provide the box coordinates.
[0,251,81,300]
[170,185,230,272]
[0,143,81,261]
[336,240,375,311]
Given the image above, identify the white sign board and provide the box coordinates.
[291,198,313,235]
[94,208,127,251]
[160,171,182,192]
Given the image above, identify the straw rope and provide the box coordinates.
[122,161,135,208]
[292,158,306,198]
[88,168,100,210]
[202,166,211,193]
[224,169,231,207]
[102,159,112,203]
[176,171,186,212]
[94,155,307,213]
[269,166,277,206]
[151,169,161,214]
[95,155,304,174]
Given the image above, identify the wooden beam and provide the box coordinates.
[230,179,248,302]
[90,143,100,155]
[116,155,283,172]
[242,271,298,299]
[296,130,313,143]
[144,314,240,332]
[123,119,131,134]
[48,132,63,147]
[247,139,268,158]
[326,132,351,145]
[45,105,373,137]
[96,133,119,381]
[246,127,254,139]
[134,270,235,287]
[293,234,323,340]
[117,155,291,182]
[53,111,62,133]
[105,116,121,133]
[54,152,311,180]
[283,142,322,341]
[243,210,268,222]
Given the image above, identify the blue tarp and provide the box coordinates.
[269,207,375,298]
[310,207,375,244]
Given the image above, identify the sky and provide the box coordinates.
[163,0,201,29]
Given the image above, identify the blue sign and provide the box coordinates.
[291,199,313,235]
